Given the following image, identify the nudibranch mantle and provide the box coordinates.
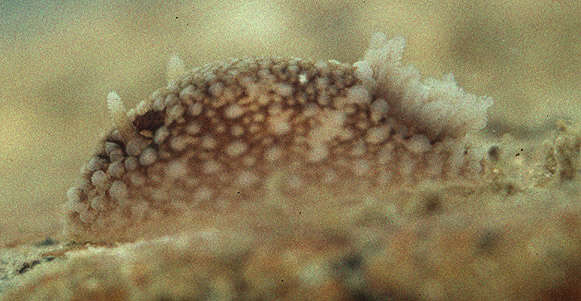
[64,33,493,242]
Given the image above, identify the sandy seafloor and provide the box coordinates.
[1,1,580,300]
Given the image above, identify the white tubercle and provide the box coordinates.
[107,91,136,142]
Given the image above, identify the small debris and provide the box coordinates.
[17,260,40,275]
[35,237,57,247]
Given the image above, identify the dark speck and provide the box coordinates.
[36,237,57,246]
[504,183,516,195]
[476,230,501,254]
[423,194,442,215]
[334,253,363,273]
[488,145,500,161]
[17,260,41,274]
[17,263,30,274]
[343,254,363,270]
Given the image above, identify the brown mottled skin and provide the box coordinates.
[64,54,486,242]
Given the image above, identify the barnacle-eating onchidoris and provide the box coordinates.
[64,33,493,242]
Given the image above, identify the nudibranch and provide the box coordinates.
[64,33,493,242]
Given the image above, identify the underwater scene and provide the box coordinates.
[1,1,580,300]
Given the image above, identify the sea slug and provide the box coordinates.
[63,33,493,242]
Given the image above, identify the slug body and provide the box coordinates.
[64,34,493,242]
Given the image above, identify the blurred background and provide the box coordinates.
[0,0,580,245]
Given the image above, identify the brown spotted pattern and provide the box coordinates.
[64,41,491,242]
